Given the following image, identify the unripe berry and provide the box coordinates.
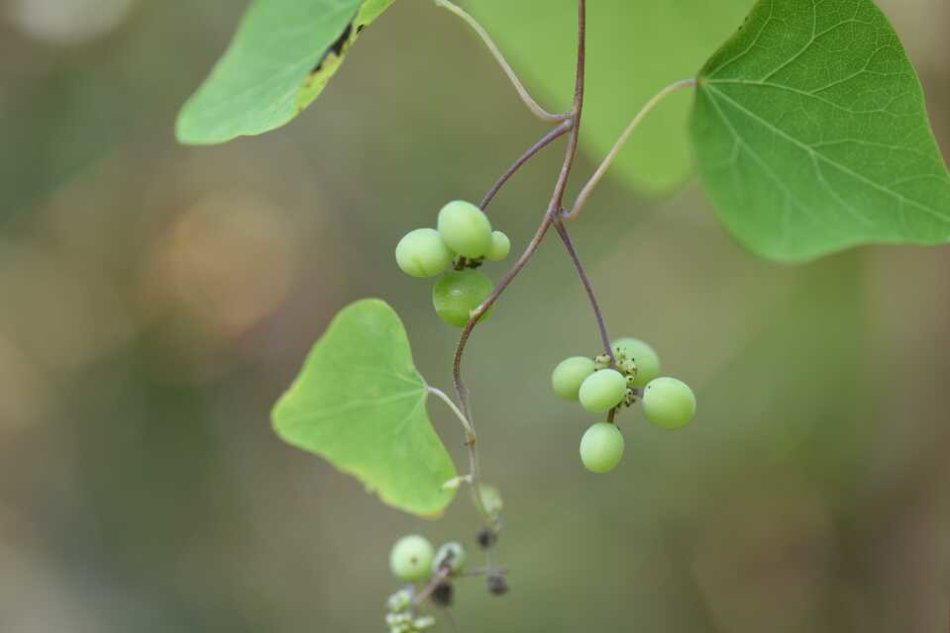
[432,270,494,327]
[432,542,466,575]
[551,356,596,401]
[578,369,627,413]
[642,377,696,429]
[477,528,497,549]
[395,228,454,278]
[579,422,624,473]
[612,337,660,387]
[389,535,434,582]
[437,200,493,258]
[478,484,504,518]
[486,573,509,595]
[485,230,511,261]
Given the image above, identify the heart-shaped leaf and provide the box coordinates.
[690,0,950,261]
[272,299,457,517]
[177,0,395,145]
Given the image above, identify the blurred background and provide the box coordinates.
[1,0,948,631]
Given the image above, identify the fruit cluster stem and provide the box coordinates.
[552,220,615,363]
[433,0,567,124]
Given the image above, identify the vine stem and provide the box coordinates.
[412,565,452,606]
[480,119,573,210]
[433,0,568,124]
[451,0,587,461]
[563,78,696,220]
[552,220,614,362]
[427,386,494,526]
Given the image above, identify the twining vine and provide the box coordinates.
[176,0,950,630]
[381,1,698,629]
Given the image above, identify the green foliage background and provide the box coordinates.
[0,0,948,631]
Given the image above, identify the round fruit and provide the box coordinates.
[578,369,627,413]
[642,377,696,429]
[432,542,466,575]
[611,337,660,387]
[579,422,624,473]
[437,200,492,258]
[395,228,454,278]
[485,231,511,261]
[478,484,504,517]
[551,356,596,401]
[432,270,494,327]
[389,535,434,582]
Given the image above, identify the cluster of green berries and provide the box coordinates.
[389,534,467,583]
[385,525,508,629]
[385,534,471,632]
[395,200,511,327]
[551,337,696,473]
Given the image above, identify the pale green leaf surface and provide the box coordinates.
[468,0,753,193]
[690,0,950,261]
[272,299,457,517]
[177,0,395,145]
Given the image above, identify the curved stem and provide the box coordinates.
[480,119,573,210]
[553,220,614,362]
[451,212,558,416]
[452,0,587,435]
[434,0,567,124]
[563,78,696,220]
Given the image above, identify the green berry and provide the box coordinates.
[432,270,494,327]
[478,484,504,517]
[485,230,511,261]
[579,422,624,473]
[394,228,453,278]
[432,542,466,574]
[389,535,434,582]
[578,369,627,413]
[642,377,696,429]
[437,200,492,258]
[551,356,596,401]
[611,337,660,387]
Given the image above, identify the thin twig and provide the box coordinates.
[427,386,493,525]
[434,0,567,124]
[451,0,588,440]
[553,220,614,361]
[563,78,696,220]
[480,119,573,210]
[412,566,452,606]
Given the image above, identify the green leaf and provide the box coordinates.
[272,299,457,517]
[467,0,754,193]
[176,0,395,145]
[690,0,950,261]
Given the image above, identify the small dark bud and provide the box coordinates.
[486,573,508,596]
[477,528,497,549]
[430,581,454,607]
